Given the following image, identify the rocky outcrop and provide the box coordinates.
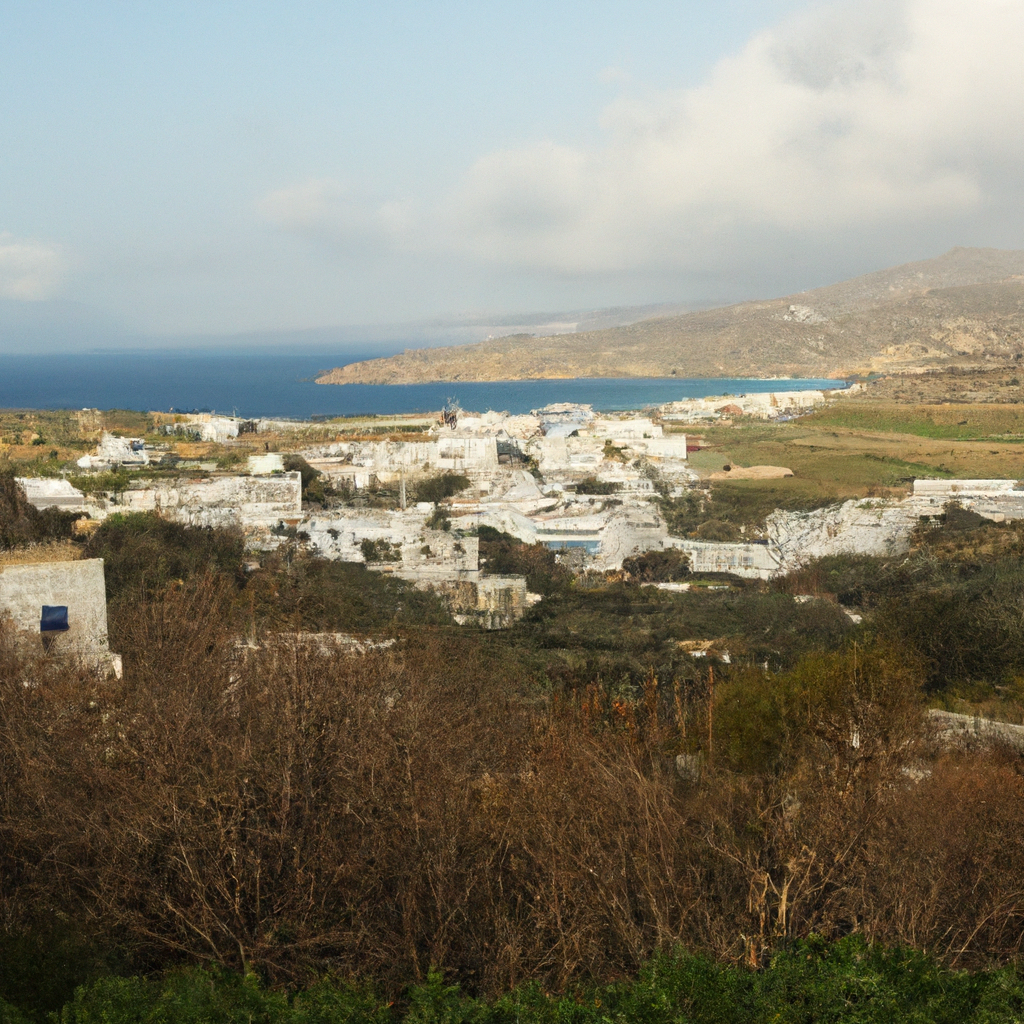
[767,500,918,570]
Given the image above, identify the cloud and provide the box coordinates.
[598,66,630,85]
[260,0,1024,284]
[257,178,412,250]
[0,232,64,300]
[451,0,1024,273]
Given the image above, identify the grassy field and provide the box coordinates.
[672,395,1024,534]
[686,405,1024,503]
[802,400,1024,439]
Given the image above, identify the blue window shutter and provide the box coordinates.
[40,606,69,632]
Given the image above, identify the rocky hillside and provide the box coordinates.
[318,248,1024,384]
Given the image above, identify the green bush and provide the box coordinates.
[574,476,618,495]
[56,970,295,1024]
[0,1001,28,1024]
[622,548,689,582]
[660,484,837,539]
[425,506,451,531]
[41,942,1024,1024]
[83,512,246,598]
[518,582,853,687]
[66,469,134,495]
[283,454,328,503]
[260,556,452,629]
[0,921,124,1023]
[0,471,83,549]
[780,548,1024,690]
[478,526,569,596]
[360,538,402,563]
[415,474,470,504]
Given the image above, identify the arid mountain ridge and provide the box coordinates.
[317,247,1024,385]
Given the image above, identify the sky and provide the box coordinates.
[2,0,1024,348]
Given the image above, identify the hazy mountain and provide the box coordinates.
[316,248,1024,384]
[0,298,705,357]
[0,299,130,352]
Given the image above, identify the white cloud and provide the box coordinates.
[451,0,1024,273]
[260,0,1024,283]
[0,232,64,300]
[257,178,412,249]
[598,66,631,85]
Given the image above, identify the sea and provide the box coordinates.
[0,349,847,419]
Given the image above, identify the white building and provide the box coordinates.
[0,558,120,675]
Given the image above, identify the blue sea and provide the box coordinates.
[0,349,847,418]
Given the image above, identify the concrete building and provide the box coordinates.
[15,478,88,512]
[0,558,120,675]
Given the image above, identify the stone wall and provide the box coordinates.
[929,709,1024,751]
[913,479,1023,497]
[767,500,917,570]
[304,509,480,584]
[660,389,833,422]
[668,538,780,578]
[305,438,499,488]
[595,509,669,569]
[110,473,302,530]
[587,418,662,440]
[76,431,149,469]
[475,575,532,629]
[668,483,1024,580]
[16,478,88,511]
[908,479,1024,522]
[247,453,285,475]
[436,435,498,472]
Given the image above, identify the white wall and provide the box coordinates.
[667,539,779,579]
[112,473,302,529]
[304,509,480,584]
[0,558,111,657]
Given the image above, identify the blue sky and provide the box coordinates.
[1,0,1023,344]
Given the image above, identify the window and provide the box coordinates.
[40,605,69,632]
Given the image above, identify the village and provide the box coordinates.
[5,382,1024,677]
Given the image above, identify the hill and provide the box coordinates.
[317,247,1024,384]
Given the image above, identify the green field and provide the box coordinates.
[802,400,1024,439]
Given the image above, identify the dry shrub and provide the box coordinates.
[0,542,83,566]
[845,753,1024,965]
[5,595,1024,993]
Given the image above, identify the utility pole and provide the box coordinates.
[400,473,407,510]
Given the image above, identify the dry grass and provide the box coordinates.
[172,442,219,458]
[0,541,83,566]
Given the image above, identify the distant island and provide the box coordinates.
[317,246,1024,385]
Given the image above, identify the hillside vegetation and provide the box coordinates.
[6,493,1024,1011]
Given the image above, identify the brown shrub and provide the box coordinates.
[4,596,1024,991]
